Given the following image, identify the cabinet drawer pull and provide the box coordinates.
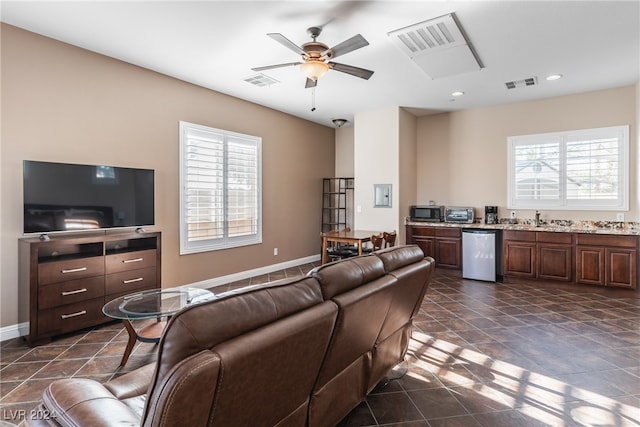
[61,288,87,296]
[123,277,144,284]
[61,267,88,274]
[122,258,144,264]
[61,310,87,319]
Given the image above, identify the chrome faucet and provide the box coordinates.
[535,210,541,227]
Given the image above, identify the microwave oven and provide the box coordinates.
[410,205,444,222]
[445,206,475,223]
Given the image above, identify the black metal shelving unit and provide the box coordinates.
[322,177,354,232]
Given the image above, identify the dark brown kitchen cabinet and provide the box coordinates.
[406,225,436,259]
[503,231,573,282]
[503,231,536,278]
[410,224,638,290]
[20,231,161,345]
[537,232,573,282]
[575,234,637,289]
[406,225,460,269]
[434,228,462,269]
[576,246,604,286]
[606,249,637,288]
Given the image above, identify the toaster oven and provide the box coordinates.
[445,207,475,223]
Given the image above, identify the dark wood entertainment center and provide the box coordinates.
[19,231,161,345]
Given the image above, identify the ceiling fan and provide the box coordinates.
[252,26,374,88]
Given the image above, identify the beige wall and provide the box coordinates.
[398,109,417,244]
[416,85,638,222]
[416,113,452,207]
[0,24,335,329]
[354,107,400,232]
[336,109,416,243]
[351,107,416,243]
[334,126,354,178]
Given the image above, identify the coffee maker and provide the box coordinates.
[485,206,498,224]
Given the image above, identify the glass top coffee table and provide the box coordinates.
[103,287,214,366]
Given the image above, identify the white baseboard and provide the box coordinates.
[0,322,29,342]
[0,254,321,342]
[184,254,321,291]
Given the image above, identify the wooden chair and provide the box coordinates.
[383,231,397,248]
[370,233,384,251]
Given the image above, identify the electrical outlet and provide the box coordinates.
[273,247,278,256]
[616,213,625,222]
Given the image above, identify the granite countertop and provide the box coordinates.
[405,219,640,236]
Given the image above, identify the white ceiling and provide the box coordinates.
[2,1,639,127]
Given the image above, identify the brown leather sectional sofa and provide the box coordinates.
[28,245,434,427]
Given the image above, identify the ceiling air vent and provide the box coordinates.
[244,73,280,87]
[388,13,482,79]
[505,77,538,90]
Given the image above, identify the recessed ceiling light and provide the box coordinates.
[451,91,465,97]
[546,74,563,81]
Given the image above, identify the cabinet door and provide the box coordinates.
[538,244,572,282]
[412,237,435,259]
[606,248,637,289]
[576,246,605,286]
[436,238,461,269]
[504,241,536,278]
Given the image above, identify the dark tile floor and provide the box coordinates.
[2,266,639,426]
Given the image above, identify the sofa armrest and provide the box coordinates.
[37,378,141,427]
[104,362,155,400]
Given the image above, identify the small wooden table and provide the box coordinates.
[102,288,214,366]
[320,229,381,264]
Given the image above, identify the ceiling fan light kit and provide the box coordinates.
[300,60,329,81]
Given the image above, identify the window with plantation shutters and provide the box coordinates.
[507,125,628,210]
[180,121,261,254]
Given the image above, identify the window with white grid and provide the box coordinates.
[507,125,629,210]
[180,121,261,254]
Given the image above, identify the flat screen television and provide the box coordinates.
[23,160,155,235]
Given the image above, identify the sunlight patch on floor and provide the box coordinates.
[407,330,640,426]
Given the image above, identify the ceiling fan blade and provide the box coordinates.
[267,33,305,55]
[325,34,369,59]
[328,62,374,80]
[305,78,318,89]
[251,62,301,72]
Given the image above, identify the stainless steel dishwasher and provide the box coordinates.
[462,229,501,282]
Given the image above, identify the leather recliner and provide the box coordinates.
[307,244,431,427]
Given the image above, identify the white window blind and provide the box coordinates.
[507,125,628,210]
[180,121,261,254]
